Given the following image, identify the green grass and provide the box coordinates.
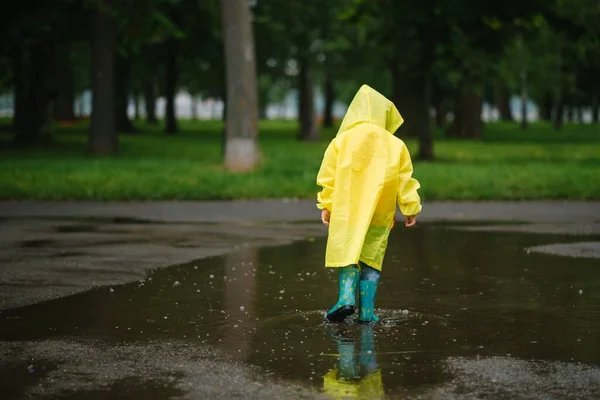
[1,120,599,200]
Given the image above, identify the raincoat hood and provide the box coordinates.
[337,85,404,136]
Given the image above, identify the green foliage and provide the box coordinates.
[177,0,223,98]
[3,0,600,154]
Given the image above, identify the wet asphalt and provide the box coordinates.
[1,201,599,399]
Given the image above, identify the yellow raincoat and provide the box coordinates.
[316,85,421,271]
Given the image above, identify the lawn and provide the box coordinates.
[1,120,599,200]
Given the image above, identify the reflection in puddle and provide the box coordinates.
[323,325,383,399]
[2,225,600,398]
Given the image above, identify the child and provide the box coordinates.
[316,84,422,323]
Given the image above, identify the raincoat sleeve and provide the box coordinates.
[397,144,422,216]
[316,139,339,211]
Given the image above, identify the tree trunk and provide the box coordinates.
[539,94,553,121]
[164,38,179,134]
[115,53,135,133]
[189,95,196,120]
[520,70,528,130]
[12,49,26,132]
[220,0,260,171]
[297,57,318,141]
[552,98,564,131]
[498,86,513,121]
[89,0,117,155]
[592,97,599,123]
[54,47,76,122]
[434,99,446,128]
[221,94,227,158]
[75,95,84,118]
[520,98,528,129]
[575,107,583,123]
[393,74,418,138]
[133,94,140,120]
[447,86,483,139]
[392,67,434,159]
[323,71,335,128]
[142,81,157,124]
[258,83,269,120]
[566,106,573,123]
[13,42,55,145]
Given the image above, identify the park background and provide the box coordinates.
[1,0,599,201]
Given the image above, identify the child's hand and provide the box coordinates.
[321,209,331,227]
[405,215,417,227]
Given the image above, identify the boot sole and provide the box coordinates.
[326,305,355,322]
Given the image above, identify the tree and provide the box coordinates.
[519,0,599,130]
[114,0,188,130]
[137,45,160,124]
[220,0,260,171]
[254,0,340,141]
[89,0,118,155]
[164,35,179,134]
[115,52,136,133]
[162,0,219,134]
[54,44,77,122]
[178,0,224,122]
[12,42,56,145]
[142,81,158,124]
[253,2,290,121]
[322,71,335,127]
[5,0,84,144]
[345,0,451,158]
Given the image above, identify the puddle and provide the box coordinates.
[19,239,55,248]
[0,360,59,400]
[54,224,99,233]
[53,378,184,400]
[2,226,600,398]
[47,251,89,258]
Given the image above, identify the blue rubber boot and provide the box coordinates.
[326,266,359,322]
[358,264,380,324]
[358,280,380,323]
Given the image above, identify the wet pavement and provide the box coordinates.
[2,219,600,399]
[0,218,325,309]
[2,200,600,224]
